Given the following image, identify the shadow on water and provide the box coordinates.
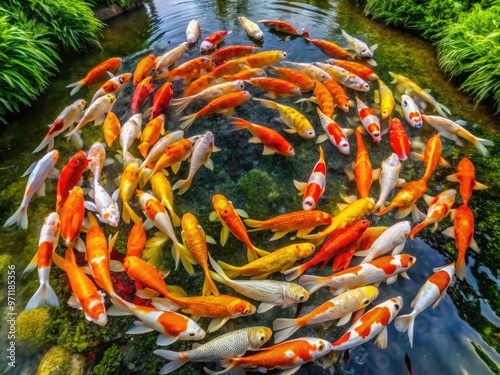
[0,0,498,374]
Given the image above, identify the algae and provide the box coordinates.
[36,345,85,375]
[16,308,52,352]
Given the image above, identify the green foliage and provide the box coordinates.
[16,308,52,352]
[36,346,85,375]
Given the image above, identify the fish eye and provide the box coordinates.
[299,295,305,300]
[119,77,124,83]
[282,52,288,58]
[394,304,400,310]
[318,344,324,351]
[409,256,414,262]
[189,332,195,336]
[363,298,370,305]
[362,48,367,53]
[260,335,265,341]
[243,309,249,314]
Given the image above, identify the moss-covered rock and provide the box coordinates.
[16,308,52,352]
[237,169,283,216]
[36,345,84,375]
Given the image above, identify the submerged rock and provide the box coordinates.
[37,346,84,375]
[17,308,52,352]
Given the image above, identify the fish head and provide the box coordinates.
[388,296,404,317]
[200,41,214,53]
[242,91,252,100]
[296,243,316,258]
[384,153,401,167]
[302,127,316,139]
[286,284,309,304]
[77,99,87,110]
[247,327,273,349]
[211,194,230,215]
[232,79,246,90]
[399,254,417,269]
[181,320,206,341]
[302,197,317,210]
[389,118,403,131]
[367,123,381,142]
[358,286,380,308]
[340,103,350,112]
[283,144,295,157]
[106,94,117,104]
[101,206,120,227]
[230,300,256,317]
[44,212,60,227]
[279,51,288,61]
[338,139,351,155]
[303,338,332,360]
[255,68,266,77]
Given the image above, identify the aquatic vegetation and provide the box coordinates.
[16,308,52,351]
[36,345,85,375]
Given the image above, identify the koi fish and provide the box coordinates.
[209,194,269,262]
[389,118,411,161]
[241,50,288,68]
[131,76,154,114]
[133,54,156,85]
[218,243,315,280]
[4,150,59,229]
[52,248,107,326]
[441,204,480,280]
[296,80,334,117]
[138,130,185,171]
[86,142,107,185]
[150,138,194,177]
[414,133,448,182]
[154,326,272,374]
[376,178,428,219]
[395,264,455,347]
[356,96,381,142]
[200,31,232,53]
[284,219,370,281]
[266,66,315,92]
[185,19,201,44]
[126,219,147,258]
[33,99,86,153]
[123,255,171,298]
[209,256,309,313]
[294,146,327,210]
[151,172,181,227]
[56,151,90,211]
[323,78,350,112]
[85,181,120,227]
[220,67,266,81]
[119,113,142,166]
[401,94,423,128]
[253,97,315,139]
[239,16,264,40]
[258,20,307,36]
[422,115,494,157]
[446,157,487,206]
[341,29,378,64]
[102,111,121,147]
[316,62,370,92]
[244,210,333,241]
[210,45,260,63]
[149,81,173,120]
[179,91,252,130]
[246,77,301,99]
[299,254,415,295]
[60,186,85,252]
[230,117,295,157]
[154,42,189,74]
[409,189,456,239]
[375,79,395,119]
[90,73,131,104]
[24,212,60,310]
[305,37,352,60]
[207,60,251,79]
[138,115,165,158]
[374,153,405,211]
[283,61,330,82]
[332,297,403,350]
[345,128,373,199]
[273,286,379,343]
[67,94,117,136]
[67,57,122,95]
[156,56,213,82]
[315,109,352,155]
[327,58,379,80]
[118,159,141,224]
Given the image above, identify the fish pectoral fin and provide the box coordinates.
[75,237,86,253]
[441,226,455,239]
[235,208,249,218]
[423,194,434,206]
[400,271,410,280]
[280,366,302,375]
[207,317,230,333]
[337,311,353,326]
[269,231,288,241]
[395,205,414,219]
[339,193,357,204]
[127,321,155,335]
[204,159,214,171]
[84,201,98,212]
[67,294,82,310]
[293,180,307,195]
[367,58,377,67]
[143,219,155,230]
[469,237,481,253]
[372,168,381,181]
[208,211,219,222]
[446,173,459,182]
[296,227,315,238]
[411,206,426,222]
[95,113,107,126]
[284,128,297,134]
[110,260,124,272]
[156,333,178,346]
[220,225,230,246]
[374,327,389,349]
[385,274,398,284]
[397,178,407,187]
[392,242,406,256]
[336,203,349,212]
[171,161,182,175]
[432,291,447,309]
[474,181,488,190]
[205,235,217,245]
[262,146,276,155]
[251,272,272,280]
[411,152,424,161]
[316,133,328,144]
[438,156,450,167]
[36,182,46,197]
[257,302,276,313]
[248,136,262,144]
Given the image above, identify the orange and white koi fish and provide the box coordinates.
[401,94,423,129]
[85,181,120,227]
[327,58,379,80]
[4,150,59,229]
[341,29,378,62]
[332,296,403,350]
[200,31,232,53]
[441,205,479,280]
[315,109,352,155]
[238,16,264,40]
[102,111,121,147]
[149,81,173,120]
[296,80,334,117]
[90,73,131,104]
[253,97,315,139]
[86,142,107,185]
[67,57,122,95]
[138,130,184,171]
[294,146,327,210]
[210,194,269,262]
[67,94,117,136]
[414,133,448,182]
[316,62,370,92]
[410,189,456,239]
[375,79,394,119]
[210,45,260,63]
[258,19,308,36]
[150,138,194,177]
[207,60,251,79]
[24,212,60,310]
[108,296,205,346]
[204,337,331,375]
[185,19,201,44]
[376,178,428,219]
[306,37,352,60]
[345,128,373,199]
[209,256,309,313]
[395,264,455,347]
[118,159,141,224]
[244,210,333,241]
[446,157,487,206]
[60,186,85,252]
[220,67,266,81]
[356,97,381,143]
[241,50,288,68]
[126,219,147,258]
[136,190,195,272]
[246,77,301,99]
[33,99,86,153]
[323,78,350,112]
[299,254,416,295]
[389,118,410,161]
[151,172,181,227]
[154,326,271,374]
[52,248,107,326]
[283,61,330,82]
[374,153,405,211]
[154,42,189,74]
[273,286,379,343]
[138,115,165,158]
[120,113,142,166]
[179,91,252,130]
[156,56,213,82]
[56,151,90,211]
[131,76,154,114]
[266,66,315,92]
[133,54,156,86]
[230,117,295,157]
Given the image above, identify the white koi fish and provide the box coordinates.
[85,181,120,227]
[401,94,423,129]
[155,42,189,74]
[316,62,370,92]
[374,153,405,211]
[341,29,378,65]
[283,61,331,82]
[119,113,142,166]
[66,94,116,137]
[315,109,353,155]
[239,17,264,40]
[185,19,201,44]
[86,142,108,184]
[138,130,185,171]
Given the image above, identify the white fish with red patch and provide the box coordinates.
[315,109,353,155]
[394,263,455,347]
[356,96,381,142]
[293,145,327,210]
[374,153,405,211]
[401,95,423,129]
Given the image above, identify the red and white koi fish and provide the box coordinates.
[4,150,59,229]
[185,19,201,44]
[60,186,85,252]
[132,76,154,114]
[341,29,378,65]
[66,94,116,136]
[315,109,352,155]
[149,81,173,120]
[56,151,90,211]
[239,16,264,40]
[389,118,411,161]
[273,286,379,343]
[119,113,142,166]
[66,57,122,95]
[90,73,131,104]
[332,296,403,350]
[401,95,423,129]
[410,189,456,239]
[258,19,308,36]
[356,97,381,142]
[33,100,86,153]
[85,181,120,227]
[24,212,60,310]
[200,31,232,53]
[395,264,455,347]
[446,157,487,206]
[299,254,416,295]
[374,153,405,211]
[154,43,189,74]
[294,146,327,210]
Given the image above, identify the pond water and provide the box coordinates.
[0,0,499,374]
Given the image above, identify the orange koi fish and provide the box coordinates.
[67,57,122,95]
[151,172,181,227]
[157,56,213,82]
[210,45,259,63]
[200,30,232,53]
[24,212,60,310]
[410,189,456,239]
[56,151,90,211]
[126,219,147,258]
[102,111,121,147]
[273,286,379,343]
[138,130,184,171]
[210,194,269,262]
[266,66,315,92]
[306,38,352,60]
[376,178,428,219]
[401,95,423,128]
[150,138,193,177]
[4,150,59,229]
[414,133,448,182]
[90,73,131,104]
[207,60,251,79]
[356,97,381,143]
[446,157,487,206]
[323,78,349,112]
[375,79,395,119]
[133,54,156,85]
[246,77,301,99]
[332,297,403,350]
[389,118,410,161]
[239,16,264,40]
[345,128,373,199]
[285,219,370,281]
[240,50,288,68]
[185,19,200,44]
[123,255,171,296]
[258,20,308,36]
[138,115,165,158]
[244,210,333,241]
[315,109,353,155]
[282,61,330,82]
[442,205,480,280]
[149,81,173,120]
[118,159,141,224]
[52,248,107,326]
[181,213,219,296]
[327,59,379,80]
[179,91,252,130]
[395,264,455,347]
[230,117,295,157]
[60,186,85,252]
[294,146,327,210]
[220,67,266,81]
[131,76,154,114]
[296,80,334,117]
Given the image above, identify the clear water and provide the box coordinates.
[0,0,499,374]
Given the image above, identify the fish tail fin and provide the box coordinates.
[66,80,85,96]
[208,254,230,284]
[217,260,240,279]
[252,97,278,109]
[229,117,252,132]
[172,178,192,196]
[137,142,150,159]
[173,241,195,274]
[33,138,49,153]
[272,318,300,343]
[170,97,194,116]
[437,102,451,116]
[3,205,28,230]
[409,221,428,239]
[143,232,169,268]
[122,201,140,224]
[394,314,416,348]
[153,349,187,374]
[202,271,220,296]
[179,113,197,130]
[298,274,324,294]
[282,264,305,281]
[251,245,270,260]
[455,253,466,281]
[375,203,396,216]
[25,282,59,311]
[163,200,181,227]
[474,138,494,157]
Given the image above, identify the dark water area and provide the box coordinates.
[0,0,499,374]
